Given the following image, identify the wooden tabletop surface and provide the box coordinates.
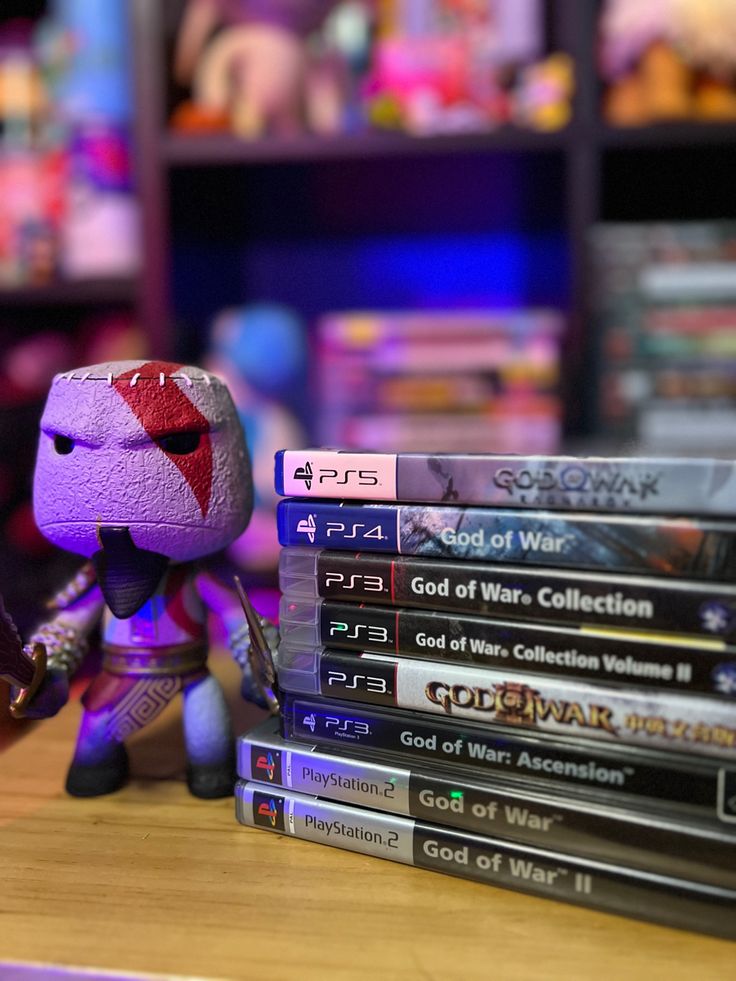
[1,653,734,981]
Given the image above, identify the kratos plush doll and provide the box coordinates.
[13,360,269,799]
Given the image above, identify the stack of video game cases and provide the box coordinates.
[316,309,563,454]
[236,449,736,939]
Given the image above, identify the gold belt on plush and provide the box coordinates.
[102,641,208,677]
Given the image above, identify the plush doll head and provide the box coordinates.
[34,360,253,616]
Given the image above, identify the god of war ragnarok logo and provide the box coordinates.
[492,464,662,506]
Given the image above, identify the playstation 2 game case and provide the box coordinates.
[277,593,736,700]
[235,781,736,940]
[275,449,736,516]
[276,500,736,580]
[238,718,736,889]
[276,645,736,759]
[279,547,736,640]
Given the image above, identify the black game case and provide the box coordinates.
[276,646,736,759]
[278,594,736,700]
[279,547,736,641]
[280,694,736,825]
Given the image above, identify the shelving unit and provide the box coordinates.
[3,10,736,974]
[129,0,736,440]
[0,2,144,627]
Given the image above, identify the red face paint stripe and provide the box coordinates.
[113,362,213,518]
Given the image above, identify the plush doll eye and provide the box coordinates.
[157,431,201,455]
[54,434,75,455]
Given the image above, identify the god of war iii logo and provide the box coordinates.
[424,680,617,733]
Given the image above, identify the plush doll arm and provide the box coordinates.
[21,569,106,719]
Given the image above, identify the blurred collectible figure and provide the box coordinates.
[206,303,307,570]
[173,0,347,137]
[599,0,736,125]
[3,360,270,799]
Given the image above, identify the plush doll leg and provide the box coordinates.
[182,673,235,799]
[66,708,129,798]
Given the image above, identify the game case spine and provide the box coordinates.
[278,595,736,699]
[236,782,736,940]
[280,694,736,824]
[277,646,736,760]
[275,449,736,516]
[279,547,736,641]
[276,500,736,581]
[319,309,564,343]
[238,719,736,888]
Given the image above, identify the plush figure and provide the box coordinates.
[173,0,346,137]
[16,360,268,799]
[599,0,692,125]
[206,304,307,570]
[599,0,736,124]
[513,53,574,132]
[672,0,736,120]
[0,51,48,146]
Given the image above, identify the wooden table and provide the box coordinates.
[1,654,734,981]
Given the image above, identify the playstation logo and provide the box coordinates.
[303,713,317,733]
[293,461,314,490]
[296,513,317,543]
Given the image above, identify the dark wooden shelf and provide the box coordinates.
[0,277,138,307]
[162,126,570,167]
[162,121,736,168]
[598,121,736,148]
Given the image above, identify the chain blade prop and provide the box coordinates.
[0,594,47,718]
[233,576,279,715]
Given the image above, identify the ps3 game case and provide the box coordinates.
[275,448,736,516]
[279,547,736,640]
[276,500,736,581]
[278,594,736,699]
[235,782,736,940]
[276,646,736,760]
[238,718,736,888]
[280,694,736,824]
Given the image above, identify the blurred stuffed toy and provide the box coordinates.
[673,0,736,119]
[173,0,352,137]
[206,303,308,570]
[513,53,574,132]
[600,0,736,124]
